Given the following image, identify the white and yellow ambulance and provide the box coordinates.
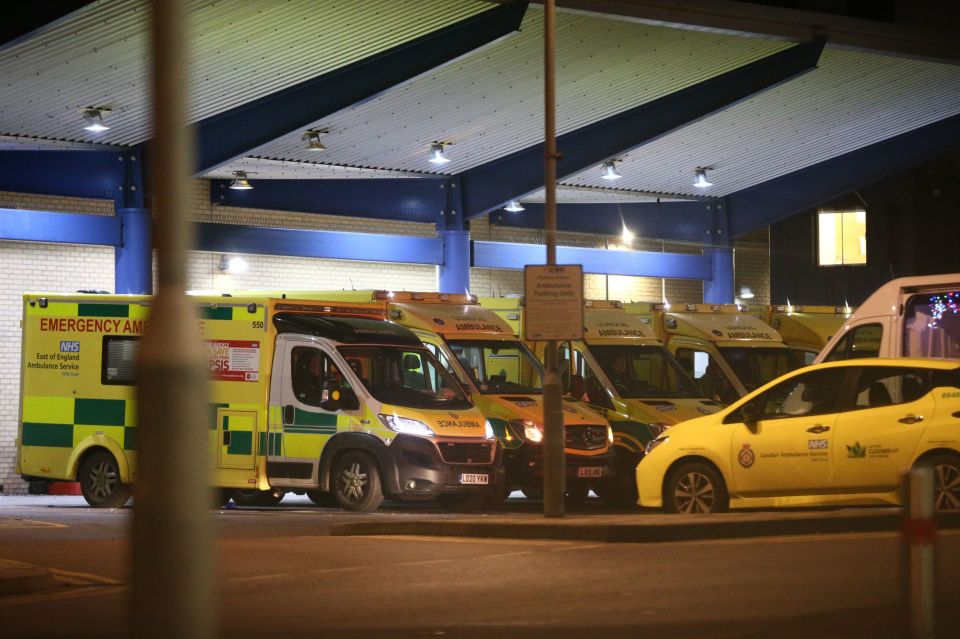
[623,302,802,404]
[17,293,501,511]
[481,297,719,503]
[253,291,616,502]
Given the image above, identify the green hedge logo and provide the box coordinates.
[846,441,866,458]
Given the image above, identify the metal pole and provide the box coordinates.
[132,1,216,638]
[542,0,565,518]
[902,466,936,639]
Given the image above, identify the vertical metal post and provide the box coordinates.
[542,0,565,518]
[902,466,936,639]
[132,2,215,638]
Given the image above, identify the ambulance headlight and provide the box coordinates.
[484,420,496,441]
[378,414,435,437]
[510,419,543,443]
[645,436,669,455]
[607,425,614,444]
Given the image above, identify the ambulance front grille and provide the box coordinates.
[565,425,608,451]
[436,442,494,465]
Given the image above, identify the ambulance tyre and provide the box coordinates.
[439,493,486,512]
[306,489,337,507]
[231,488,285,507]
[333,451,383,512]
[663,461,728,514]
[79,450,130,508]
[520,487,543,500]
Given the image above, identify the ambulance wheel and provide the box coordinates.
[306,489,337,508]
[231,488,285,507]
[520,487,543,500]
[79,450,130,508]
[439,493,486,512]
[333,451,383,512]
[663,462,728,514]
[927,454,960,512]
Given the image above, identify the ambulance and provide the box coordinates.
[742,304,853,365]
[481,297,719,504]
[16,293,501,511]
[255,291,617,502]
[623,303,801,405]
[816,273,960,364]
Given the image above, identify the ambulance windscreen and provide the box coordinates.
[588,345,700,399]
[445,340,543,395]
[717,347,800,393]
[337,345,472,410]
[903,292,960,359]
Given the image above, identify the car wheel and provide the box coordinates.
[333,451,383,512]
[929,455,960,512]
[231,488,286,507]
[664,462,728,514]
[79,450,130,508]
[306,489,337,507]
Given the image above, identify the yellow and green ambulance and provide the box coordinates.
[743,304,853,366]
[264,291,616,502]
[17,293,501,511]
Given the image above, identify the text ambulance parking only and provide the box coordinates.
[17,293,502,512]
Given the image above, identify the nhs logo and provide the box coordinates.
[60,341,81,353]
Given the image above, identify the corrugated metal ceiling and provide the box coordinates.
[1,1,958,205]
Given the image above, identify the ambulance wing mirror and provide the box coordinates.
[740,401,760,431]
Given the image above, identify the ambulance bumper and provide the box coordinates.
[387,434,505,499]
[503,447,616,492]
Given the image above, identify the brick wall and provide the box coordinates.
[734,228,771,304]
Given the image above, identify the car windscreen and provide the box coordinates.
[903,291,960,358]
[337,345,472,410]
[587,344,701,399]
[446,339,543,395]
[717,346,800,393]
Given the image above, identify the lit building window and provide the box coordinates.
[817,210,866,266]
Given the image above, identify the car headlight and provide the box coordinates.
[484,419,496,441]
[645,435,669,455]
[378,414,435,437]
[510,419,543,443]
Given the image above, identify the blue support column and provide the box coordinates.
[703,248,734,304]
[115,208,152,294]
[439,230,471,294]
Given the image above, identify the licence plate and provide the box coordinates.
[460,473,489,485]
[577,467,602,478]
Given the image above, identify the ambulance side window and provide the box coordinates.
[102,336,140,385]
[291,347,340,407]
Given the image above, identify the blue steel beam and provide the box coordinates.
[459,39,825,218]
[197,223,442,265]
[726,113,960,237]
[0,208,121,246]
[212,178,450,225]
[472,240,710,279]
[491,200,716,244]
[0,150,127,202]
[195,1,529,174]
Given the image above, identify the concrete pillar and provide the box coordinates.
[438,230,470,294]
[703,247,734,304]
[115,208,152,294]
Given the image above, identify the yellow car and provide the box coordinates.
[637,358,960,513]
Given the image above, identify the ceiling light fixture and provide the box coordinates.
[504,200,524,212]
[219,255,249,274]
[228,171,253,190]
[303,128,328,152]
[601,160,622,181]
[81,107,111,132]
[621,225,634,244]
[693,167,713,188]
[739,286,755,300]
[428,142,451,165]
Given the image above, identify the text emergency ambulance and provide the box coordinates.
[744,304,853,366]
[253,291,616,502]
[623,302,802,405]
[816,273,960,364]
[17,293,501,511]
[480,298,720,504]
